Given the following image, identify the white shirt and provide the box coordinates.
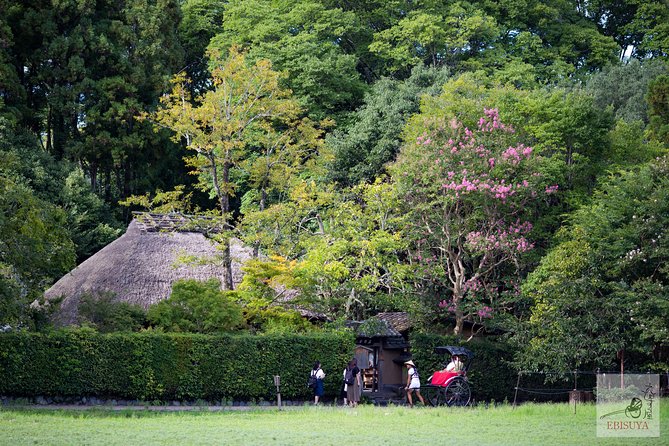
[446,359,463,372]
[408,367,420,388]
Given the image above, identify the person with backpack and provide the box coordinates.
[340,367,348,406]
[404,360,425,407]
[345,358,362,407]
[310,361,326,404]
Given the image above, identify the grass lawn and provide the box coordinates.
[1,401,667,446]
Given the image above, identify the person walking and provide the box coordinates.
[311,361,326,404]
[404,360,425,407]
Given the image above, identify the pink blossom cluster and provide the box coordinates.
[545,184,559,194]
[414,253,437,263]
[438,300,456,313]
[477,108,514,133]
[465,221,535,253]
[441,175,531,202]
[477,306,493,318]
[416,134,432,145]
[501,144,533,165]
[463,278,482,292]
[474,144,491,159]
[444,134,476,155]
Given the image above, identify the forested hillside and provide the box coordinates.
[1,0,668,373]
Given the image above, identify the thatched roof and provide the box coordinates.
[44,217,253,325]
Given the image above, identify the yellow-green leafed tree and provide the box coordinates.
[146,46,304,289]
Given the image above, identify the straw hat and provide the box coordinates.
[404,360,416,367]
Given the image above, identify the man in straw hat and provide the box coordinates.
[404,360,425,407]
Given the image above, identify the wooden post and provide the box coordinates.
[513,371,521,409]
[572,371,577,414]
[273,375,282,410]
[618,349,625,389]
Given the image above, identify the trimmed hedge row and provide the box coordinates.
[0,331,354,401]
[410,333,517,402]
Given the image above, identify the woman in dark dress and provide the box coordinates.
[345,358,362,407]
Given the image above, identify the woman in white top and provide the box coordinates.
[445,355,464,372]
[404,360,425,407]
[311,361,326,404]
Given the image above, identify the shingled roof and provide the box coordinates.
[353,312,412,339]
[375,312,411,333]
[44,215,253,325]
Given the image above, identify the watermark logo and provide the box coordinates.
[597,374,660,437]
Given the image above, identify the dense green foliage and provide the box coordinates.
[1,0,669,381]
[326,64,450,187]
[147,279,244,333]
[0,331,353,401]
[515,159,669,374]
[78,293,146,333]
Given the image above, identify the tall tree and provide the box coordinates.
[587,59,669,124]
[6,0,185,205]
[584,0,669,59]
[209,0,366,122]
[0,120,75,328]
[148,47,309,289]
[392,108,557,335]
[369,3,499,75]
[0,0,25,122]
[517,159,669,373]
[326,64,451,187]
[178,0,226,93]
[647,74,669,146]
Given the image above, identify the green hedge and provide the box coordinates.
[0,331,354,401]
[410,333,517,402]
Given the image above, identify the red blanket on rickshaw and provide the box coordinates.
[429,371,461,386]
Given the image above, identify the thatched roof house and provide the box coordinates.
[44,213,253,325]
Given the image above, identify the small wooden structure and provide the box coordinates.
[353,312,413,393]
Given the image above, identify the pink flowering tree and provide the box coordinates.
[392,108,558,335]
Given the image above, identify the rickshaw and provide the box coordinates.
[422,346,473,407]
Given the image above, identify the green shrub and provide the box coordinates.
[0,330,354,401]
[147,279,244,333]
[78,292,146,332]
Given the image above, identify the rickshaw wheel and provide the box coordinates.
[444,377,470,407]
[423,386,444,407]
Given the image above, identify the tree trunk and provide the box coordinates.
[454,307,464,336]
[452,263,466,336]
[221,238,234,290]
[104,167,112,202]
[213,159,234,290]
[88,160,98,192]
[52,112,66,161]
[252,187,268,258]
[260,187,267,212]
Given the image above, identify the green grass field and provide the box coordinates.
[1,402,667,446]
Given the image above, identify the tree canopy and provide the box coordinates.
[1,0,668,374]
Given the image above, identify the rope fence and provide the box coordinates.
[511,370,669,409]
